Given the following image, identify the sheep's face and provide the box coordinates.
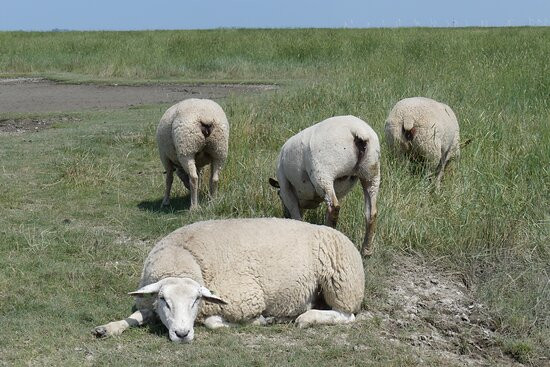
[129,277,227,343]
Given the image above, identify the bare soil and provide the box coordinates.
[0,77,276,114]
[358,255,520,366]
[0,116,81,134]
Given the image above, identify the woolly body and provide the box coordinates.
[385,97,460,185]
[93,218,365,342]
[156,98,229,208]
[273,115,381,256]
[137,218,365,321]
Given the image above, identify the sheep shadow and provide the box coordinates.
[303,207,327,226]
[137,195,192,213]
[145,318,170,339]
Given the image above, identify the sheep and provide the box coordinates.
[93,218,365,343]
[156,98,229,209]
[384,97,460,188]
[269,115,381,257]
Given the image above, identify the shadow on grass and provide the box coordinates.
[146,318,170,339]
[137,195,192,213]
[303,207,327,225]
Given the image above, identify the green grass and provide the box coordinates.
[1,27,549,365]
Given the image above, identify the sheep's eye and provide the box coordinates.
[159,296,170,310]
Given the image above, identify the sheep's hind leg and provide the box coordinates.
[433,147,451,191]
[93,309,152,338]
[175,168,190,190]
[360,178,378,257]
[161,161,175,207]
[180,157,200,210]
[209,159,223,198]
[323,187,340,228]
[295,310,355,328]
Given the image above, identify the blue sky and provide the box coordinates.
[1,0,549,31]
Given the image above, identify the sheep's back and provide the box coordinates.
[142,218,360,320]
[158,99,229,162]
[385,97,459,163]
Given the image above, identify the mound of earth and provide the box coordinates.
[357,255,519,366]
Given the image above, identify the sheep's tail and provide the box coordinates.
[351,128,369,167]
[460,138,472,149]
[200,121,213,138]
[354,135,367,165]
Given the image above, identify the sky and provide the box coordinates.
[0,0,549,31]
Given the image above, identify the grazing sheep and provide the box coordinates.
[385,97,460,187]
[269,115,381,257]
[93,218,365,343]
[156,98,229,209]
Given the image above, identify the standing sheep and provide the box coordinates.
[269,115,381,257]
[156,98,229,209]
[385,97,460,188]
[93,218,365,342]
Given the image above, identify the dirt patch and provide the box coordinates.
[358,255,519,366]
[0,116,81,134]
[0,78,276,114]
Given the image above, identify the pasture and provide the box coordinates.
[0,28,548,365]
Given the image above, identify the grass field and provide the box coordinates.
[0,28,549,365]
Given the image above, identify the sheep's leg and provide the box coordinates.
[295,310,355,328]
[175,168,190,190]
[203,315,232,329]
[180,157,200,210]
[433,147,451,191]
[197,167,203,193]
[250,315,276,326]
[209,159,223,198]
[323,187,340,228]
[93,309,152,338]
[161,161,174,207]
[204,315,274,329]
[360,177,379,257]
[278,178,302,220]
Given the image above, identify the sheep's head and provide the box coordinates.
[129,277,227,343]
[268,178,293,217]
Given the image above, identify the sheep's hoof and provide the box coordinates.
[92,326,108,338]
[362,249,374,257]
[361,246,374,257]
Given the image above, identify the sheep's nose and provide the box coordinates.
[175,330,189,339]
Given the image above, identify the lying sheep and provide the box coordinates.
[156,98,229,209]
[385,97,460,188]
[269,115,381,257]
[93,218,365,343]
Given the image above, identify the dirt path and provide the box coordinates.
[0,78,276,114]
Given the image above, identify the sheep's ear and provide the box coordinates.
[199,286,228,305]
[268,178,280,188]
[128,281,162,297]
